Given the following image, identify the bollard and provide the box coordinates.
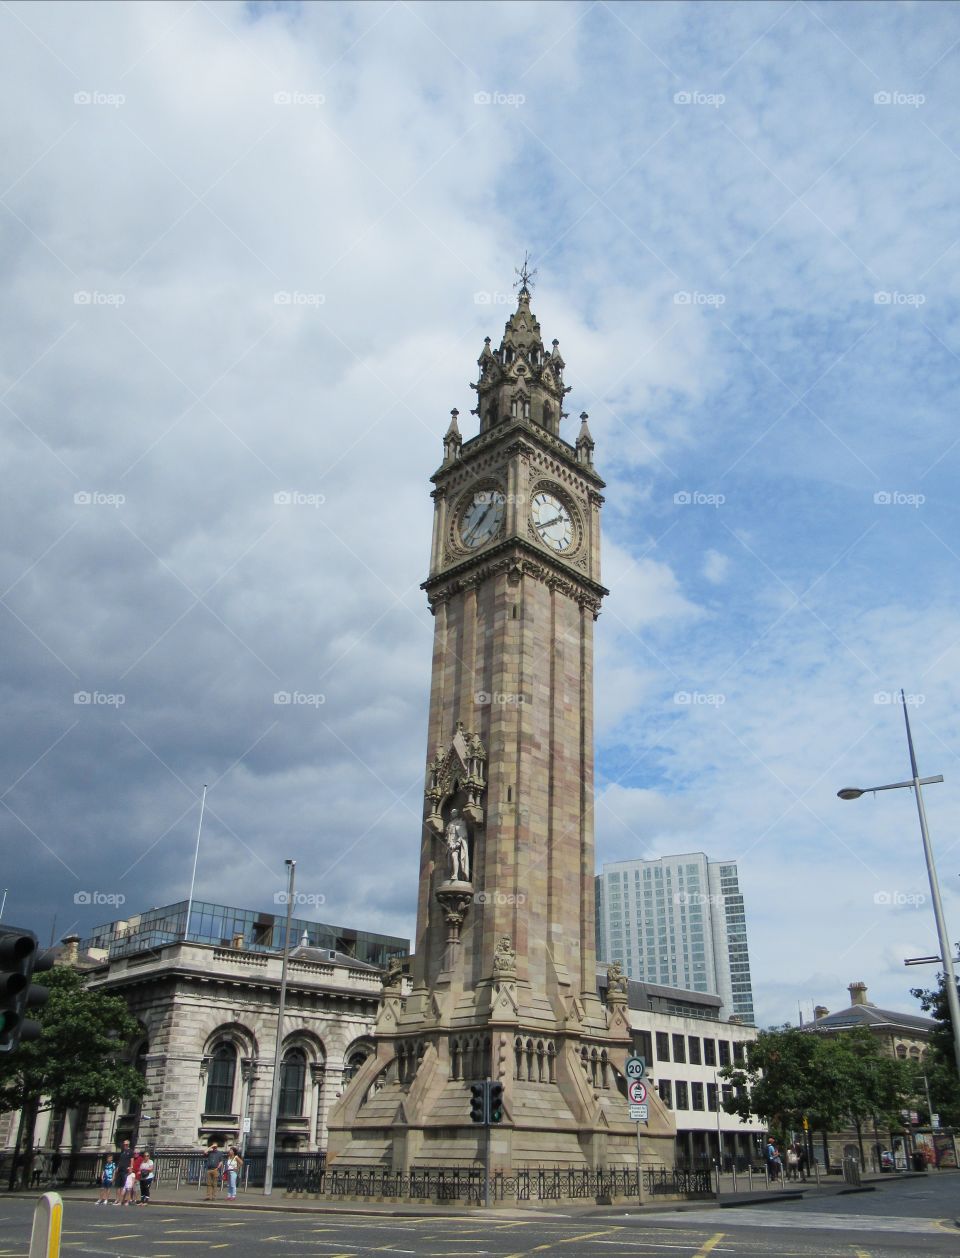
[732,1163,737,1193]
[29,1192,62,1258]
[747,1164,753,1191]
[764,1163,770,1189]
[814,1160,820,1187]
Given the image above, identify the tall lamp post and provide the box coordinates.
[838,692,960,1086]
[263,859,296,1196]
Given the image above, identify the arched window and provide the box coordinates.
[279,1049,307,1116]
[343,1047,370,1083]
[205,1044,237,1114]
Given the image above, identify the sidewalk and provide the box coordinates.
[2,1169,940,1218]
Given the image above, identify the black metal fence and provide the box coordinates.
[1,1152,709,1202]
[318,1164,712,1202]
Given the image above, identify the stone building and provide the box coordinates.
[0,902,408,1157]
[808,981,936,1168]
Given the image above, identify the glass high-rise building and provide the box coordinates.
[596,853,755,1024]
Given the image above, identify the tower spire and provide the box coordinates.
[472,266,570,438]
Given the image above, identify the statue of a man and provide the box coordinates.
[444,809,470,882]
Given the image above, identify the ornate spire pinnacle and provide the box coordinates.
[471,269,571,439]
[442,407,462,464]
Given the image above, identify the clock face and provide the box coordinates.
[531,491,573,552]
[460,489,506,549]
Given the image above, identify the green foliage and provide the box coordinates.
[911,976,960,1126]
[0,965,147,1116]
[721,1025,915,1134]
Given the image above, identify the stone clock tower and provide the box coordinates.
[326,278,676,1174]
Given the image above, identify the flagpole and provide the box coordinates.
[184,785,208,941]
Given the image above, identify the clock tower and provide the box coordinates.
[326,276,675,1175]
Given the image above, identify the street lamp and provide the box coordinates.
[837,691,960,1087]
[263,859,296,1196]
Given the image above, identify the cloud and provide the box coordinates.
[2,1,960,1037]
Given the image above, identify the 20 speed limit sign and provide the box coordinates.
[625,1056,645,1080]
[628,1079,647,1105]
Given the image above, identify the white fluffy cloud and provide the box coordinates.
[3,1,960,1029]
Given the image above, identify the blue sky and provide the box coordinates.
[2,0,960,1027]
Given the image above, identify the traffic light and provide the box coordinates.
[469,1082,487,1124]
[0,927,52,1053]
[489,1081,504,1123]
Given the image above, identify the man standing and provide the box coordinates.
[203,1142,222,1201]
[114,1141,132,1205]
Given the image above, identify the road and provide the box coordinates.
[0,1175,956,1258]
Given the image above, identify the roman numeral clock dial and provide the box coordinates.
[531,490,573,552]
[459,490,505,549]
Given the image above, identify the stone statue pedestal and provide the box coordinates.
[435,881,473,956]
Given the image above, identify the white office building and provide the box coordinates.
[596,853,755,1025]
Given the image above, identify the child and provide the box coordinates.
[122,1163,137,1204]
[98,1155,116,1205]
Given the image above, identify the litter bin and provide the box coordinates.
[911,1151,926,1172]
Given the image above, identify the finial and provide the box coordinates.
[513,251,537,298]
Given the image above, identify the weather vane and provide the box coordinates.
[514,251,537,294]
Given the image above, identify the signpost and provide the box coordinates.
[626,1057,646,1206]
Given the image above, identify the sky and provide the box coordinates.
[2,0,960,1029]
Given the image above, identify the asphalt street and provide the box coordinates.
[0,1175,957,1258]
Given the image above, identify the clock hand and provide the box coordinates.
[464,504,493,542]
[538,514,566,530]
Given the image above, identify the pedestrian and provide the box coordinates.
[114,1140,132,1205]
[798,1144,809,1181]
[203,1142,222,1201]
[138,1150,155,1203]
[97,1155,116,1205]
[224,1146,242,1200]
[765,1136,780,1182]
[786,1144,799,1181]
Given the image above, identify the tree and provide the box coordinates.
[0,965,147,1185]
[911,974,960,1127]
[721,1025,915,1166]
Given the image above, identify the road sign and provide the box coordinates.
[242,1117,251,1134]
[629,1104,648,1122]
[628,1080,647,1105]
[625,1056,645,1080]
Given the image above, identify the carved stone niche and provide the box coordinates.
[424,721,486,835]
